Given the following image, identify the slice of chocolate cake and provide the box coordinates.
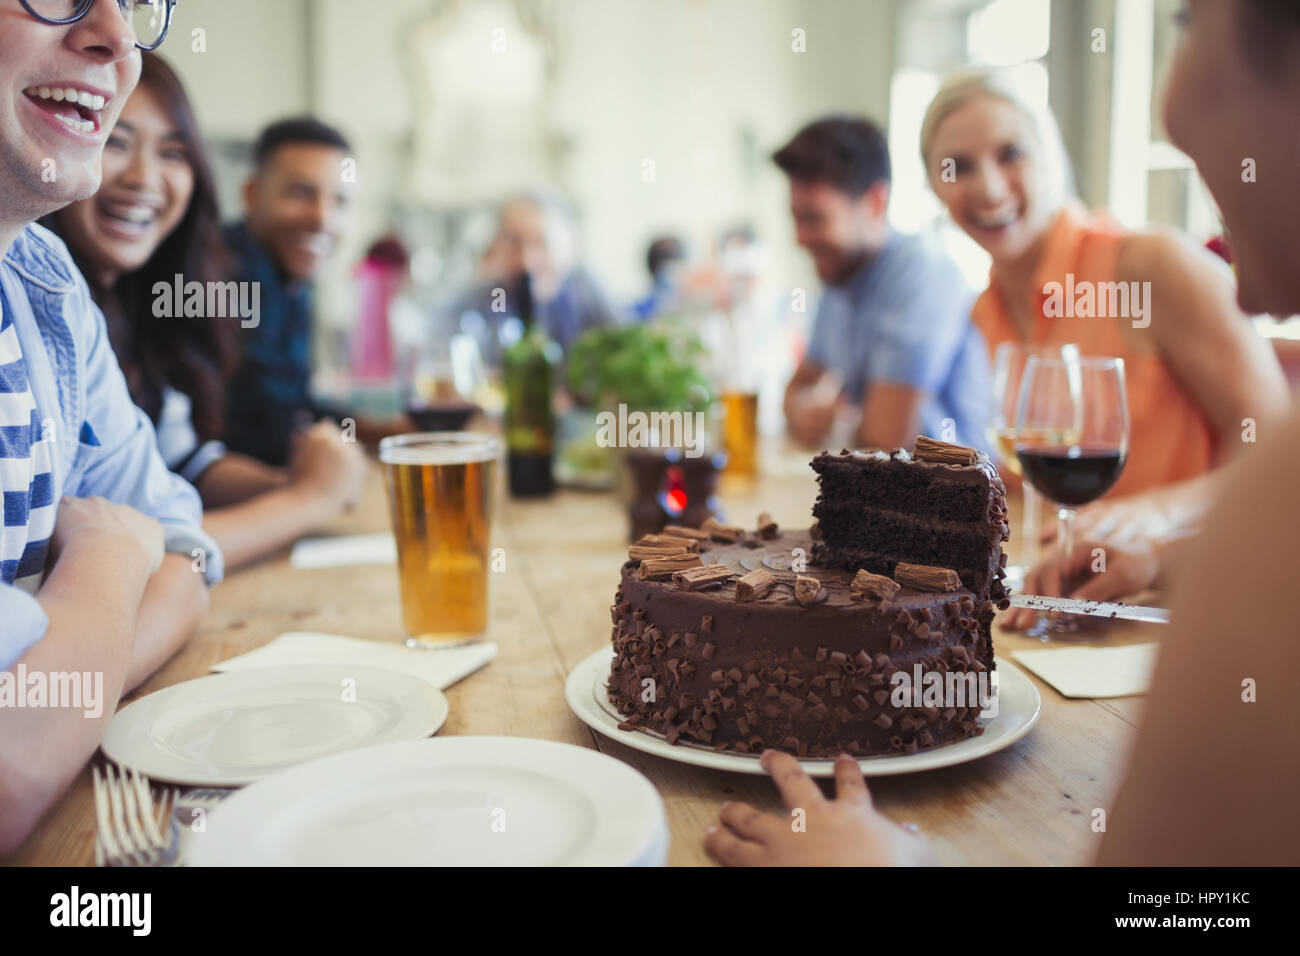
[810,437,1010,606]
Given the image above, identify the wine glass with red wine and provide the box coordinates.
[1014,349,1129,640]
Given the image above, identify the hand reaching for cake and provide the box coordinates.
[1002,538,1168,631]
[704,751,939,866]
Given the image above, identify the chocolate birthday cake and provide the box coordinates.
[607,436,1011,758]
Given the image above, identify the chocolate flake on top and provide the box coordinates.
[793,575,826,606]
[912,434,979,466]
[672,564,734,591]
[637,554,702,580]
[850,569,901,603]
[892,562,963,592]
[735,568,776,602]
[701,516,744,543]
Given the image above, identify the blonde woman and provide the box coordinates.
[924,69,1288,625]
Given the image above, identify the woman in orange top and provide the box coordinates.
[918,70,1289,625]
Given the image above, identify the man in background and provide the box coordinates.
[632,234,686,321]
[451,190,616,366]
[223,117,358,466]
[776,116,988,450]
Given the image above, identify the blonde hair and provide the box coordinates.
[920,69,1075,211]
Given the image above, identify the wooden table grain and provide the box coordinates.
[4,447,1160,866]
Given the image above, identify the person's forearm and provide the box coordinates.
[203,485,335,571]
[1152,470,1221,531]
[782,382,802,428]
[196,454,289,508]
[855,417,915,452]
[0,541,149,854]
[124,554,209,693]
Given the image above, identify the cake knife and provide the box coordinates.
[1007,594,1171,624]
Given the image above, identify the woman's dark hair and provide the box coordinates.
[49,53,237,442]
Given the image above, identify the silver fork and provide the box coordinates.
[172,787,235,833]
[91,764,181,867]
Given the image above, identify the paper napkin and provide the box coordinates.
[213,632,497,690]
[290,533,396,569]
[1012,642,1159,699]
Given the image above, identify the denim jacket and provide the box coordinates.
[1,224,223,670]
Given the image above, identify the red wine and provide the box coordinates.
[1017,445,1127,506]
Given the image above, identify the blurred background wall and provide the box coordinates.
[156,0,1227,345]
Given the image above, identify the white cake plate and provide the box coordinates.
[565,648,1040,778]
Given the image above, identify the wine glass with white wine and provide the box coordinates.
[987,343,1067,588]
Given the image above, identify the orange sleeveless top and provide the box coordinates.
[972,203,1215,499]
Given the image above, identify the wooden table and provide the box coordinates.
[5,447,1160,866]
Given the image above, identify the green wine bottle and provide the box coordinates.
[503,273,561,496]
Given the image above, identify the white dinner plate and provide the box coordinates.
[102,665,448,786]
[186,736,668,866]
[566,648,1041,777]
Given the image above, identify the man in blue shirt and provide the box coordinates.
[223,118,358,466]
[0,0,221,852]
[776,117,989,451]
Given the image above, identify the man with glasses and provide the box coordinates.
[0,0,219,854]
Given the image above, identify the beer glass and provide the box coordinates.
[720,390,759,477]
[380,432,499,647]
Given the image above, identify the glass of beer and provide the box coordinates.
[380,432,499,648]
[720,389,759,477]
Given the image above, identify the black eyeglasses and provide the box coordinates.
[19,0,177,52]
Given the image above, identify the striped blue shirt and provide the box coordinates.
[1,224,224,671]
[0,291,56,593]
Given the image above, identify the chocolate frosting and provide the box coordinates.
[607,532,996,758]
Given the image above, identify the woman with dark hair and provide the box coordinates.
[48,54,365,570]
[706,0,1300,866]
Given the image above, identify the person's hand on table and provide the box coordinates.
[288,420,368,514]
[704,750,938,866]
[1002,538,1164,631]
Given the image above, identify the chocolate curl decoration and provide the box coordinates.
[793,575,826,606]
[629,545,692,561]
[912,435,979,466]
[893,562,963,592]
[637,554,702,580]
[735,568,776,602]
[701,516,744,543]
[850,569,900,602]
[661,524,711,542]
[672,564,733,591]
[635,533,701,551]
